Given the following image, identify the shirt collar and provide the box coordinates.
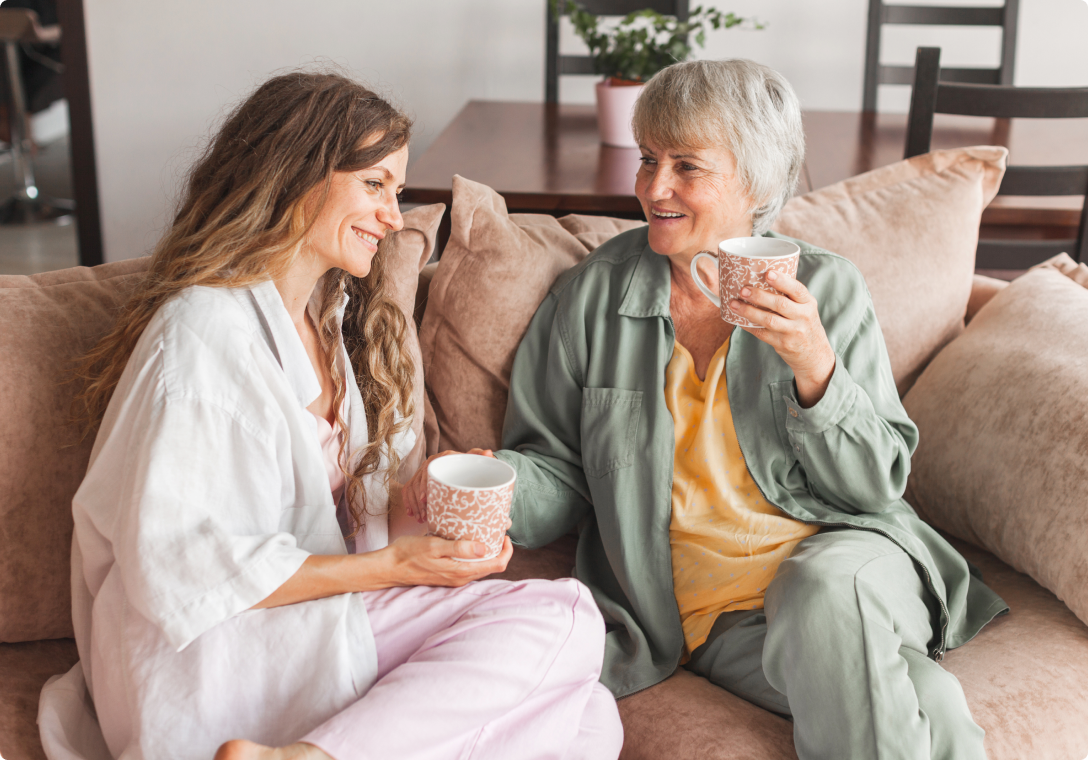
[617,236,673,320]
[249,278,349,409]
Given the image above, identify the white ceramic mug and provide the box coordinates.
[690,237,801,328]
[426,454,516,561]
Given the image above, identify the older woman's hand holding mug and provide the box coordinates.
[690,238,836,409]
[729,270,837,408]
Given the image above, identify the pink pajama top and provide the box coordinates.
[312,407,347,508]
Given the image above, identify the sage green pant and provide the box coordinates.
[686,530,986,760]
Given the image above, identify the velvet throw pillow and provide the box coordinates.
[0,204,443,643]
[773,146,1007,394]
[417,175,644,453]
[903,260,1088,626]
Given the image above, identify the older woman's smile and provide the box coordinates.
[650,208,686,219]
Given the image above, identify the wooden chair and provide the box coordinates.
[545,0,688,103]
[905,46,1088,268]
[862,0,1019,112]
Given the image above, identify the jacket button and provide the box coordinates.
[789,408,799,418]
[794,444,801,452]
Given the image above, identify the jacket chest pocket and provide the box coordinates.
[581,387,643,478]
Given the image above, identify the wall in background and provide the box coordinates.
[84,0,1088,262]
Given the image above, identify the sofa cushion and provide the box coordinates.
[0,205,444,644]
[966,273,1010,323]
[493,533,579,582]
[772,146,1007,394]
[903,263,1088,627]
[618,669,796,760]
[556,213,648,252]
[0,639,79,760]
[417,175,644,453]
[0,258,149,643]
[941,538,1088,760]
[1033,249,1088,287]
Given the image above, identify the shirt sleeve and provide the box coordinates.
[496,292,594,549]
[79,392,310,652]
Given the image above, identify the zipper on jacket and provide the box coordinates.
[722,337,949,661]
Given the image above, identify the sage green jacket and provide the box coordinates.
[495,228,1008,699]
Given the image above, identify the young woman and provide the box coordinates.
[38,72,622,760]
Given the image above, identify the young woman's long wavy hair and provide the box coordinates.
[72,71,415,535]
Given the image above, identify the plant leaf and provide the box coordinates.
[561,0,765,80]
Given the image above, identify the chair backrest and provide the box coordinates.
[545,0,688,103]
[862,0,1019,112]
[905,46,1088,268]
[0,8,59,45]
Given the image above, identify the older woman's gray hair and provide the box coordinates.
[632,59,805,235]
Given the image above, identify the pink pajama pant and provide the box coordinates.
[300,577,624,760]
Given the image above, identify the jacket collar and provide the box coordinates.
[618,235,673,320]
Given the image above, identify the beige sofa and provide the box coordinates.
[3,147,1088,759]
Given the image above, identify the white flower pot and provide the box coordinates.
[595,79,646,148]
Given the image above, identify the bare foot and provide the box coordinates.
[214,740,332,760]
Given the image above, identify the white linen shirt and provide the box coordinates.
[38,279,415,760]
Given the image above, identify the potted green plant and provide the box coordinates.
[554,1,762,147]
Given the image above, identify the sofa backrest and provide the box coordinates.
[0,205,444,644]
[0,258,149,642]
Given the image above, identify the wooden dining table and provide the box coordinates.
[402,100,1086,252]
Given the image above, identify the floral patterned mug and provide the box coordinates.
[690,237,801,328]
[427,454,516,561]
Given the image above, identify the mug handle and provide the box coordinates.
[690,251,721,307]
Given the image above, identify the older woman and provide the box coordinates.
[413,60,1008,759]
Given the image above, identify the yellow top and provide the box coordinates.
[666,339,819,654]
